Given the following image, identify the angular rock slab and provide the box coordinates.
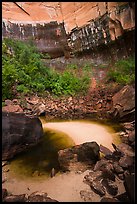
[112,85,135,122]
[2,112,43,160]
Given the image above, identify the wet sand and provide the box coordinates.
[3,169,125,202]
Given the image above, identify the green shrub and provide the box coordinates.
[106,56,135,85]
[16,84,30,94]
[45,68,91,96]
[2,38,91,100]
[67,63,78,69]
[2,38,48,100]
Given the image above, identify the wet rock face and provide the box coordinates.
[2,2,135,60]
[2,21,69,58]
[2,112,43,160]
[68,3,134,61]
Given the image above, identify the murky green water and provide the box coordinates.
[9,118,122,180]
[9,128,75,179]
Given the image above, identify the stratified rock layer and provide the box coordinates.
[2,2,135,59]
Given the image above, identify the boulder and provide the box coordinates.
[94,159,113,172]
[124,174,135,202]
[58,142,100,171]
[32,102,46,116]
[100,197,119,202]
[2,189,8,200]
[90,180,106,196]
[2,161,9,167]
[28,191,58,202]
[117,173,124,180]
[118,155,134,168]
[99,144,113,156]
[77,142,100,162]
[101,179,118,196]
[83,171,105,196]
[111,85,135,122]
[128,130,135,143]
[83,171,102,185]
[2,104,23,113]
[3,194,27,202]
[5,99,13,106]
[122,122,134,131]
[2,112,43,160]
[94,160,115,181]
[117,143,135,157]
[115,192,130,202]
[113,162,124,174]
[101,168,115,182]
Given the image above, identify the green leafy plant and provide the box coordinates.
[2,38,91,100]
[106,56,135,85]
[67,63,78,69]
[2,38,49,100]
[41,53,51,59]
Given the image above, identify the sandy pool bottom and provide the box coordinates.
[3,169,125,202]
[3,120,123,202]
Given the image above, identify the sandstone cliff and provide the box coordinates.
[2,2,135,59]
[2,2,135,33]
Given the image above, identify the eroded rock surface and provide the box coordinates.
[2,112,43,160]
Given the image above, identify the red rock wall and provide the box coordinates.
[2,20,69,58]
[2,2,135,59]
[2,2,135,34]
